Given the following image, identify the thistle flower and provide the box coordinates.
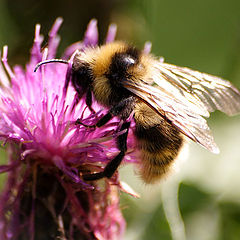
[0,18,136,240]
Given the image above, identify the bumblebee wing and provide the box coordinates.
[153,62,240,116]
[124,81,219,153]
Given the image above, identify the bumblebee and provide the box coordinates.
[35,41,240,183]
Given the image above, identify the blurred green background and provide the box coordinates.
[1,0,240,239]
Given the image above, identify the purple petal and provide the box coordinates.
[143,41,152,54]
[83,19,98,46]
[48,17,63,59]
[30,24,43,63]
[1,46,15,80]
[105,23,117,43]
[62,41,83,59]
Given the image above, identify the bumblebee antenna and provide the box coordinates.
[34,59,69,72]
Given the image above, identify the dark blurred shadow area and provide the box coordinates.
[0,0,124,64]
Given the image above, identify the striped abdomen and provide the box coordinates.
[134,103,184,183]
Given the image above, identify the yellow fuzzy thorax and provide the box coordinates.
[91,41,128,77]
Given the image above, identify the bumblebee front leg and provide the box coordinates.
[83,121,131,181]
[75,111,113,128]
[76,96,134,128]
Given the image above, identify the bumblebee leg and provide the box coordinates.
[76,96,134,127]
[71,91,84,112]
[75,112,113,128]
[83,121,130,181]
[86,89,96,113]
[73,88,95,113]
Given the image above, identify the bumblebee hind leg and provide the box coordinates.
[79,96,134,180]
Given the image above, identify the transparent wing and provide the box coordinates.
[153,62,240,116]
[123,61,240,153]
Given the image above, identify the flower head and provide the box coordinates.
[0,18,136,240]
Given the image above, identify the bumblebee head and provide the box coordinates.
[33,53,93,96]
[34,42,143,106]
[70,42,140,98]
[71,51,94,94]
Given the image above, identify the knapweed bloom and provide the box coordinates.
[0,18,136,240]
